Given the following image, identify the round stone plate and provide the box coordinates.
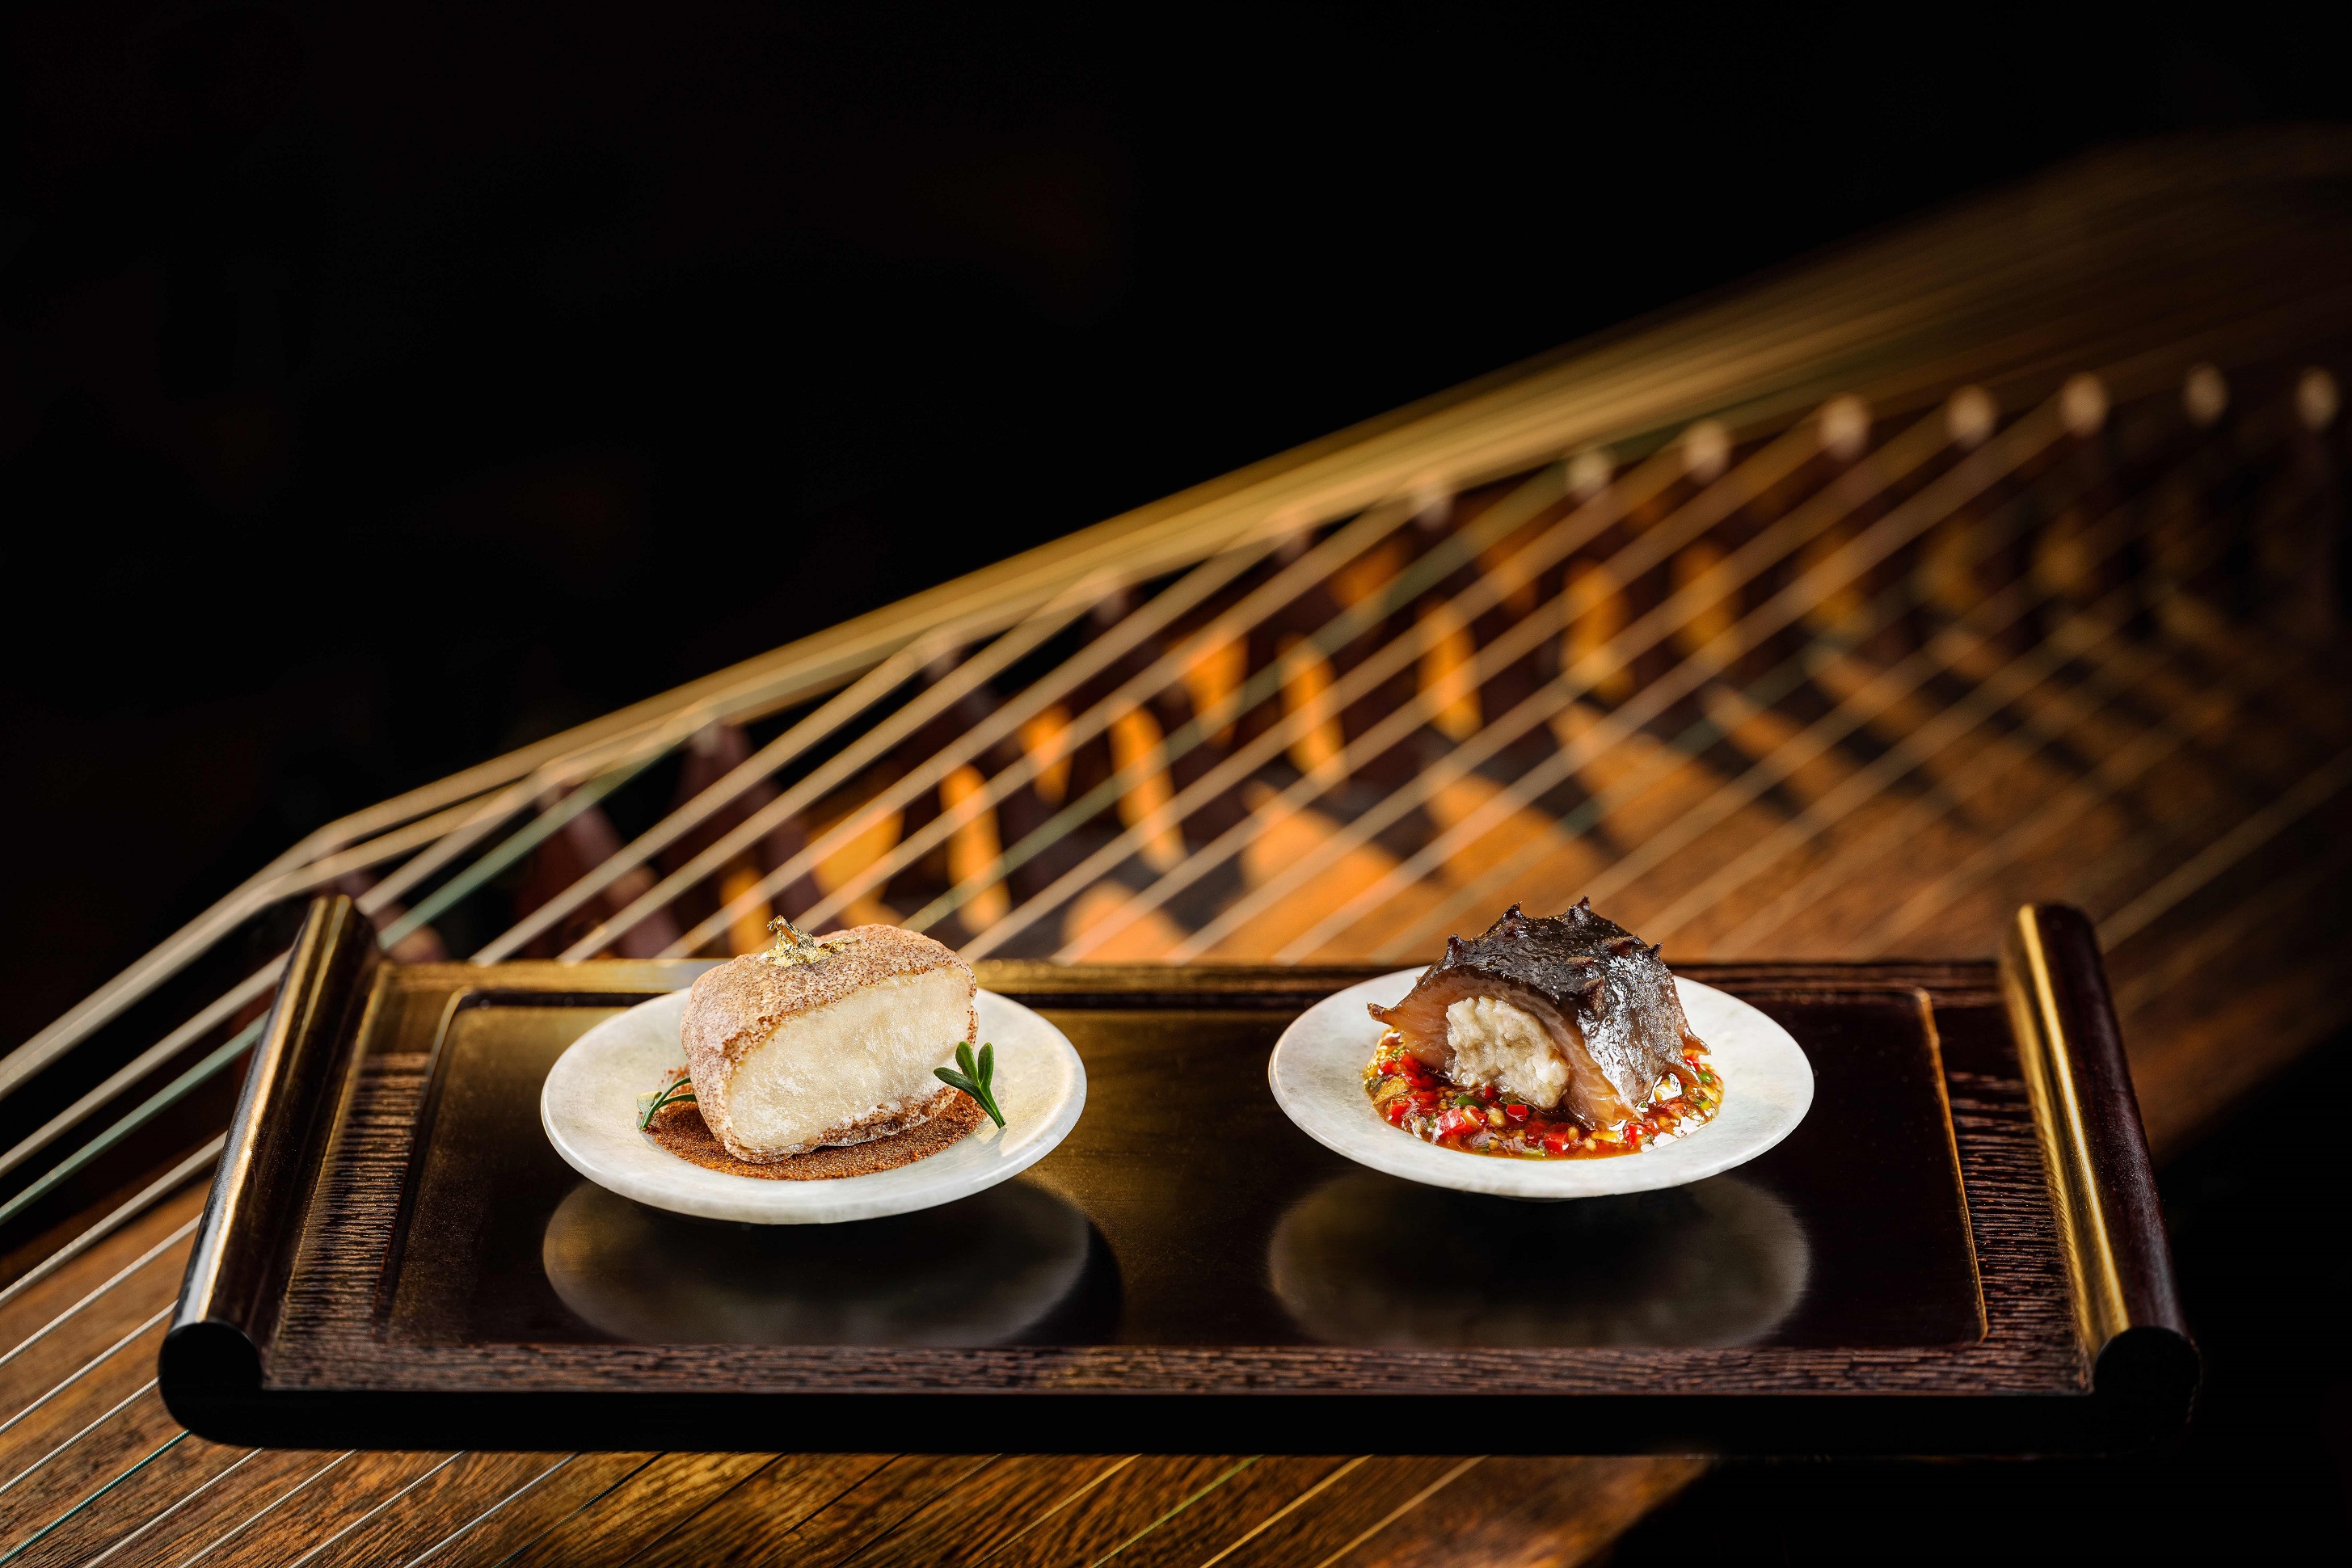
[542,988,1086,1224]
[1268,970,1812,1199]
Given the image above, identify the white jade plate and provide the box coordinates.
[1268,970,1812,1199]
[542,988,1086,1224]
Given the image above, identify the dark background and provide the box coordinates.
[6,3,2343,1051]
[2,5,2347,1556]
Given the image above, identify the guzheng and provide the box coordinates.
[2,133,2347,1564]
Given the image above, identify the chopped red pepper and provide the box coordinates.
[1371,1041,1720,1161]
[1436,1106,1483,1139]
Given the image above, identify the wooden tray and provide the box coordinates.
[161,896,2194,1454]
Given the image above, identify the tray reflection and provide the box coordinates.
[542,1178,1107,1346]
[1269,1171,1810,1347]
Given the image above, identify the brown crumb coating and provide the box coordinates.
[677,924,976,1162]
[645,1082,984,1181]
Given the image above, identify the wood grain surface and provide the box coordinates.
[0,1186,1705,1568]
[0,1089,1715,1568]
[0,916,2327,1567]
[136,951,2097,1445]
[1,925,2291,1563]
[0,958,2113,1566]
[10,218,2346,1562]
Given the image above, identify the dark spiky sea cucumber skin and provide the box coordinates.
[1369,898,1698,1117]
[1422,898,1663,1006]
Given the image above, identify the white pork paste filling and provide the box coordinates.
[712,968,970,1153]
[1442,995,1575,1110]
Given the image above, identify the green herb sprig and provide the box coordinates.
[934,1041,1005,1128]
[638,1072,698,1130]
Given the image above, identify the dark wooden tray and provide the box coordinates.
[161,896,2194,1455]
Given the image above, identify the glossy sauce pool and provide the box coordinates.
[1363,1030,1722,1157]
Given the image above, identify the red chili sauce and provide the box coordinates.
[1363,1031,1721,1158]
